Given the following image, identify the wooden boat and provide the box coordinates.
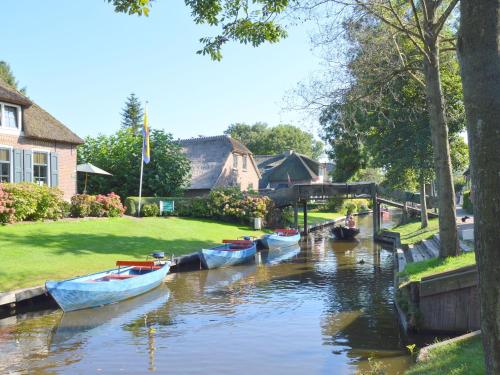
[200,240,257,269]
[261,229,301,249]
[46,260,171,312]
[331,226,360,240]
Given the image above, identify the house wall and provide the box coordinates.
[0,133,77,200]
[217,153,260,191]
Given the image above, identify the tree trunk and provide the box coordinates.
[458,1,500,373]
[420,176,429,228]
[422,34,459,257]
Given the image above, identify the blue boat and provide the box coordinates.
[200,240,257,269]
[261,229,301,249]
[46,260,171,312]
[262,245,301,265]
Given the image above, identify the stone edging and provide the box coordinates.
[417,330,481,362]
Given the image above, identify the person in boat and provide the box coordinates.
[346,213,356,229]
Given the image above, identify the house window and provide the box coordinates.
[233,154,238,169]
[242,155,248,171]
[4,106,18,128]
[0,148,10,182]
[0,103,21,131]
[33,152,49,185]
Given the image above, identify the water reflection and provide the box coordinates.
[0,213,414,374]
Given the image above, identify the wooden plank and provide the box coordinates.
[420,267,478,297]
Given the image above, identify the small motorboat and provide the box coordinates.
[331,226,360,240]
[46,259,171,312]
[200,240,257,269]
[261,229,301,249]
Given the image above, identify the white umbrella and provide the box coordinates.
[76,163,112,194]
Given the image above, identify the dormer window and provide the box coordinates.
[0,102,21,132]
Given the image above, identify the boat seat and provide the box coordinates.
[222,240,253,245]
[116,260,156,268]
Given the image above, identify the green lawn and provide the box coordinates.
[390,218,440,245]
[399,252,476,283]
[298,211,344,227]
[0,217,265,292]
[405,335,485,375]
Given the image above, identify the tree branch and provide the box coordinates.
[435,0,459,34]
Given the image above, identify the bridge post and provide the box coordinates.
[303,200,308,235]
[371,184,378,235]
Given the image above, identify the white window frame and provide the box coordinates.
[232,153,238,170]
[242,155,248,171]
[32,149,51,187]
[0,145,13,183]
[0,102,22,135]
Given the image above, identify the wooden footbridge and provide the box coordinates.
[265,182,437,235]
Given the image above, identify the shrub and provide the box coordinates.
[71,194,95,218]
[2,183,66,222]
[463,190,473,214]
[96,192,125,217]
[142,203,160,217]
[90,200,105,217]
[0,185,15,224]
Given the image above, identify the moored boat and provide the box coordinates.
[200,240,257,269]
[261,229,301,249]
[46,260,171,312]
[331,226,360,240]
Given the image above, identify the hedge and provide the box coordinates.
[463,190,473,214]
[124,196,195,217]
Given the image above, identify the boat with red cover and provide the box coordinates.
[261,229,301,249]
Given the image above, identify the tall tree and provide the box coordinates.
[0,61,26,93]
[121,93,144,132]
[458,1,500,373]
[225,122,324,159]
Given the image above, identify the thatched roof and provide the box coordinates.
[256,150,321,188]
[0,80,83,145]
[179,135,258,190]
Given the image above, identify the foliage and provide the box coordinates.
[323,198,371,214]
[225,122,324,159]
[0,217,267,291]
[142,203,160,217]
[453,175,466,195]
[0,60,26,93]
[71,193,125,218]
[121,93,144,133]
[77,128,191,198]
[462,190,473,214]
[2,183,66,222]
[0,185,15,224]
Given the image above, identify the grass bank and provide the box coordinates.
[297,211,344,227]
[399,252,476,283]
[0,217,265,291]
[390,218,439,245]
[406,335,484,375]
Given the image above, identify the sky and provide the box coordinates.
[3,1,324,140]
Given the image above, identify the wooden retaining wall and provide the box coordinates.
[419,265,480,332]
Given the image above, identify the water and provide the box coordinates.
[0,214,414,374]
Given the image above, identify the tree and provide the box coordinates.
[121,93,144,132]
[225,122,324,159]
[458,1,500,373]
[0,61,26,93]
[77,128,191,199]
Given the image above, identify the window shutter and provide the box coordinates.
[13,149,23,183]
[23,150,32,182]
[50,153,59,187]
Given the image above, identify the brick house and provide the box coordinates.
[0,80,83,200]
[179,135,260,196]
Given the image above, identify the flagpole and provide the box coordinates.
[138,156,144,217]
[137,101,148,217]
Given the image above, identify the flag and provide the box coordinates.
[287,173,292,186]
[142,106,150,164]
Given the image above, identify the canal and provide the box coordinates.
[0,213,414,374]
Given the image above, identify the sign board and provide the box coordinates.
[159,200,175,214]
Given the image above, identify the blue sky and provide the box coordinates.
[3,1,323,140]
